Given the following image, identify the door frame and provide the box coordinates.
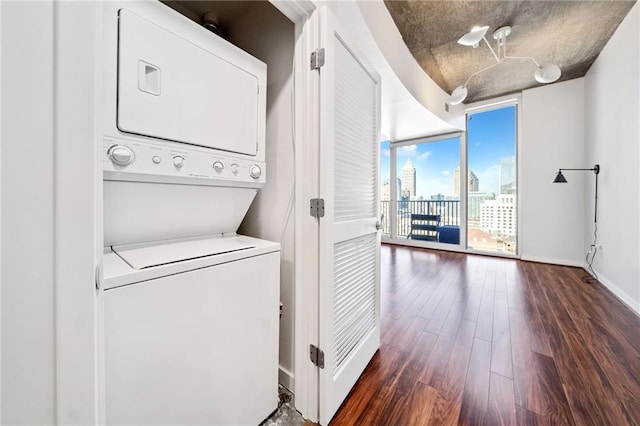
[278,2,382,422]
[383,94,523,259]
[48,0,321,423]
[383,131,466,251]
[464,96,522,257]
[269,1,321,422]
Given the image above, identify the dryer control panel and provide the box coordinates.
[103,137,265,187]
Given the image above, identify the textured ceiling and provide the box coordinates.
[384,1,636,103]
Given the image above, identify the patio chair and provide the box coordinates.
[407,214,440,242]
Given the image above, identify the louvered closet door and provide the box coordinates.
[318,8,381,425]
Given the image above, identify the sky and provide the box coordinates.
[380,105,516,197]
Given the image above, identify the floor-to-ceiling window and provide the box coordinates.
[381,103,518,256]
[380,140,391,237]
[381,133,463,247]
[466,104,518,254]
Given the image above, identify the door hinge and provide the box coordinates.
[310,48,325,70]
[310,198,325,218]
[309,344,325,369]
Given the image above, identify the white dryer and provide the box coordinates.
[100,2,279,425]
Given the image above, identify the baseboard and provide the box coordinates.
[520,255,584,268]
[279,365,294,393]
[592,268,640,316]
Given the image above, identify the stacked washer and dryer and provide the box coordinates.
[100,2,279,425]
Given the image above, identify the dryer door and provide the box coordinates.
[117,9,265,156]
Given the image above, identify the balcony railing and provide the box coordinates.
[380,200,460,237]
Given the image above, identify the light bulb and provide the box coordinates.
[449,85,468,105]
[535,63,561,83]
[458,26,489,47]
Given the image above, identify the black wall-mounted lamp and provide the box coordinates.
[553,164,601,279]
[553,164,600,222]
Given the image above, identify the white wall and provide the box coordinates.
[0,1,2,420]
[520,79,587,266]
[1,2,56,424]
[231,3,297,391]
[54,2,99,423]
[355,0,463,131]
[2,3,100,423]
[330,1,458,141]
[584,3,640,313]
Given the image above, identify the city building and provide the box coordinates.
[453,166,479,194]
[500,156,516,194]
[500,182,517,194]
[467,228,498,252]
[480,194,517,236]
[401,159,416,198]
[468,192,496,222]
[381,180,390,201]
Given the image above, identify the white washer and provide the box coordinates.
[102,235,280,425]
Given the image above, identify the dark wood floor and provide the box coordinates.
[330,244,640,425]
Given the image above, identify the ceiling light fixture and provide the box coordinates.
[449,25,562,105]
[457,26,489,47]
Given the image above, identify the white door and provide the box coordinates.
[317,8,382,425]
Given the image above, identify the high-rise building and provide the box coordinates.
[454,167,460,194]
[500,156,515,194]
[381,180,390,201]
[469,170,479,192]
[480,194,516,236]
[468,192,496,222]
[454,166,479,194]
[401,159,416,198]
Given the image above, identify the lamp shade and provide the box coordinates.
[535,63,561,83]
[458,26,489,47]
[553,170,567,183]
[449,85,468,105]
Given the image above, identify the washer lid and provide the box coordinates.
[112,235,256,269]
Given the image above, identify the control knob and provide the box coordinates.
[173,155,185,168]
[230,163,239,175]
[213,161,225,173]
[249,165,262,179]
[108,145,134,166]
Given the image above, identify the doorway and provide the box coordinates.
[466,104,518,255]
[381,132,464,250]
[381,103,518,257]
